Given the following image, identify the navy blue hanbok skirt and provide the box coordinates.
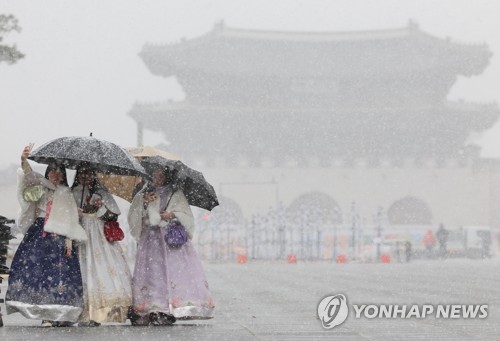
[5,218,84,321]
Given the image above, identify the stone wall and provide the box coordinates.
[201,160,500,228]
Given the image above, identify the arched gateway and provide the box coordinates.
[130,21,500,232]
[388,196,433,225]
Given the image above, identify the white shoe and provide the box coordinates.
[41,320,53,328]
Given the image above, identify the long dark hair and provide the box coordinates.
[44,162,69,186]
[141,166,178,195]
[150,166,177,188]
[71,165,102,195]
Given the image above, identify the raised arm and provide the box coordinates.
[21,144,33,175]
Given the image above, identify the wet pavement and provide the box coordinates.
[1,258,499,340]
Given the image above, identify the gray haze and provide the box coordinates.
[1,3,499,338]
[1,0,500,171]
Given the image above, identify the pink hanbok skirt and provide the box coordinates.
[132,225,214,319]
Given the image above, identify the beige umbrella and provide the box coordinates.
[96,173,144,202]
[97,146,180,202]
[127,146,179,160]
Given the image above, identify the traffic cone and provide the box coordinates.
[336,254,347,263]
[237,254,247,264]
[287,254,297,264]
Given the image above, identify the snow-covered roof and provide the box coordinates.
[140,21,491,80]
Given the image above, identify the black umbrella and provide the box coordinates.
[141,156,219,211]
[28,136,149,178]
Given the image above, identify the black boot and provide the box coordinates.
[128,306,148,326]
[158,312,176,325]
[149,312,160,326]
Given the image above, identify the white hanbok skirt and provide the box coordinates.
[78,215,132,323]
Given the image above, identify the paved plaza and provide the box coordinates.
[1,258,499,340]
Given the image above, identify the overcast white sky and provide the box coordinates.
[1,0,500,170]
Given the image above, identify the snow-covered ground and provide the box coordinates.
[2,259,499,340]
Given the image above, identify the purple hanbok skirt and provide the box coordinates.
[132,225,214,319]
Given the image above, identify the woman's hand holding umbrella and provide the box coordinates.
[160,211,175,220]
[92,197,103,208]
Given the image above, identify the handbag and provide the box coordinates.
[104,220,125,242]
[165,220,188,248]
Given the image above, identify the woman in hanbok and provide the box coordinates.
[6,145,87,327]
[71,166,132,326]
[127,166,214,325]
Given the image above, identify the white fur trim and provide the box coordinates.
[96,190,121,218]
[128,188,145,241]
[167,191,195,239]
[147,199,162,226]
[16,168,36,234]
[44,186,87,241]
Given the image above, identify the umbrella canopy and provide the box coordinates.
[127,145,180,160]
[96,173,144,202]
[28,136,149,178]
[97,145,179,202]
[141,156,219,211]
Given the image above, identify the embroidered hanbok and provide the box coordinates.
[128,186,214,321]
[72,184,132,323]
[6,169,86,322]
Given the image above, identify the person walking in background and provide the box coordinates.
[478,230,492,258]
[5,145,86,327]
[71,166,132,327]
[404,241,412,262]
[127,166,214,326]
[436,223,449,259]
[422,229,436,258]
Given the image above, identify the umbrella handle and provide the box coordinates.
[80,183,85,208]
